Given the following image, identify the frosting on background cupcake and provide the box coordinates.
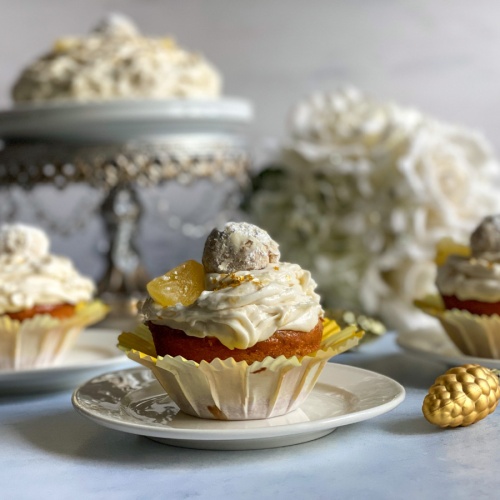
[0,224,95,314]
[11,14,221,102]
[436,215,500,303]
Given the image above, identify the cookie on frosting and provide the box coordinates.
[470,214,500,261]
[202,222,280,274]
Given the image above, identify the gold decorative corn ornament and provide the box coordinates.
[422,364,500,428]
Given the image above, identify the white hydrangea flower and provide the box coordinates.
[247,88,500,331]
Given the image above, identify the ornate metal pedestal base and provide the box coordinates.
[0,139,250,328]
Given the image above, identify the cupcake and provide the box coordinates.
[119,222,363,420]
[417,215,500,358]
[0,224,108,370]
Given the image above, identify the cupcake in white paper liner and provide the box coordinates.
[124,221,363,419]
[0,224,108,370]
[119,319,363,420]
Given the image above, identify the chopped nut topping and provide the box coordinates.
[212,273,261,291]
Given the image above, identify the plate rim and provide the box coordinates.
[71,363,405,442]
[397,328,500,368]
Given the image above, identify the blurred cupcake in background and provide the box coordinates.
[417,215,500,358]
[0,224,108,370]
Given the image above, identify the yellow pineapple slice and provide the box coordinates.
[435,237,470,266]
[146,260,205,307]
[161,37,176,49]
[53,37,78,53]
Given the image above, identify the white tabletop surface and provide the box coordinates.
[1,332,498,500]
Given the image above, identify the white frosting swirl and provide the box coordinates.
[141,262,323,350]
[436,255,500,302]
[0,224,95,314]
[12,14,221,102]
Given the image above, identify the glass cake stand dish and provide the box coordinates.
[0,98,254,328]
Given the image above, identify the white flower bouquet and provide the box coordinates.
[246,88,500,331]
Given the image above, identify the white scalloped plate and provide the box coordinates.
[72,363,405,450]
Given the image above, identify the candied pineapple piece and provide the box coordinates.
[435,237,470,266]
[53,37,79,53]
[161,37,177,49]
[146,260,205,307]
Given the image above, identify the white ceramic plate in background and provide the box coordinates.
[397,327,500,369]
[72,363,405,450]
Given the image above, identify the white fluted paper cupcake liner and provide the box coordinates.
[416,295,500,359]
[0,301,108,370]
[120,319,363,420]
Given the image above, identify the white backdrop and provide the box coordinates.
[1,0,500,277]
[2,0,500,146]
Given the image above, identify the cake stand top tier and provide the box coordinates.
[0,98,253,144]
[0,98,253,189]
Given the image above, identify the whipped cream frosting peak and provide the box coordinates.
[0,223,49,258]
[436,255,500,302]
[141,262,323,350]
[0,224,95,314]
[12,14,222,102]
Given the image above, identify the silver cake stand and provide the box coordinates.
[0,99,253,327]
